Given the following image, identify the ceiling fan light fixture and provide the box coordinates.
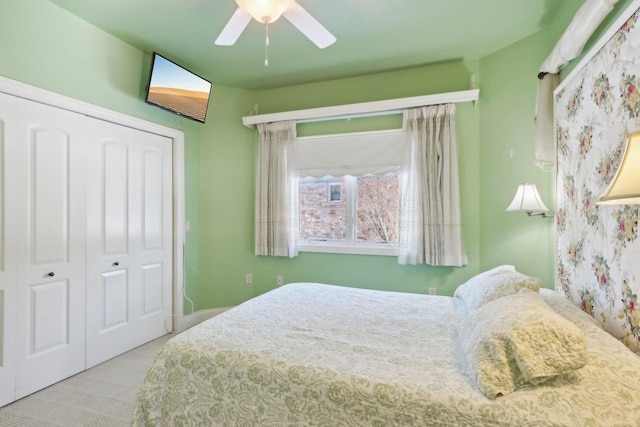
[235,0,295,24]
[216,0,336,59]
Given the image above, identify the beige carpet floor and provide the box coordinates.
[0,334,172,426]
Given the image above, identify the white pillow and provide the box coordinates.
[458,288,587,399]
[454,265,541,310]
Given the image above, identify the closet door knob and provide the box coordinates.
[113,262,120,266]
[47,272,55,277]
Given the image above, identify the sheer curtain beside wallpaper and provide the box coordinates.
[399,104,467,266]
[255,120,299,257]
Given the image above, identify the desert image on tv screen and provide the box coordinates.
[147,55,211,122]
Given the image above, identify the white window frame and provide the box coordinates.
[299,175,398,256]
[328,182,342,202]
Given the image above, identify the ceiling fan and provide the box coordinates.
[215,0,336,65]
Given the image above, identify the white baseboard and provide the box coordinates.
[174,307,233,332]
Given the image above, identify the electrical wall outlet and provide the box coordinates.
[245,273,253,284]
[277,275,283,286]
[429,287,436,295]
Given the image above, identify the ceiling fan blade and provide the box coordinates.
[215,7,252,46]
[283,3,336,49]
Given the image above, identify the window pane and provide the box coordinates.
[299,179,346,241]
[356,175,399,243]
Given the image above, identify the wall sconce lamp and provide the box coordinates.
[506,182,554,218]
[597,131,640,205]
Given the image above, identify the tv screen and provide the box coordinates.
[145,52,212,123]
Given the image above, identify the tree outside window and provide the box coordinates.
[299,174,398,245]
[356,175,398,243]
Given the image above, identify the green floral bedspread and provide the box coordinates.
[132,284,640,426]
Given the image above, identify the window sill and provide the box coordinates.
[299,242,397,256]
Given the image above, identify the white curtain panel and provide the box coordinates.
[536,0,618,170]
[255,120,299,257]
[399,104,468,266]
[535,73,560,170]
[540,0,619,75]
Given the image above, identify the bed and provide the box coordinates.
[132,268,640,426]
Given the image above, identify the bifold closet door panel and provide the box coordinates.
[134,135,173,346]
[86,127,134,368]
[0,85,176,404]
[14,98,88,399]
[0,93,17,407]
[86,120,173,368]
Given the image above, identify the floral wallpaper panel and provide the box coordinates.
[556,9,640,355]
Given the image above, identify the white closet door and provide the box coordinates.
[133,135,173,345]
[0,93,17,407]
[86,121,172,368]
[14,98,87,398]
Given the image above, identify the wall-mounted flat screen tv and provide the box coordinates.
[145,52,212,123]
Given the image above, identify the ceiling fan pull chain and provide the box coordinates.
[264,22,270,67]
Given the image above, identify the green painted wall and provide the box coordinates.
[477,0,636,289]
[3,0,635,311]
[476,1,577,288]
[203,60,483,308]
[0,0,241,310]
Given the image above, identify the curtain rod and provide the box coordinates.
[539,0,619,75]
[242,89,479,129]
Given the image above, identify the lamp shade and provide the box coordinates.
[597,131,640,205]
[506,183,549,213]
[235,0,295,23]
